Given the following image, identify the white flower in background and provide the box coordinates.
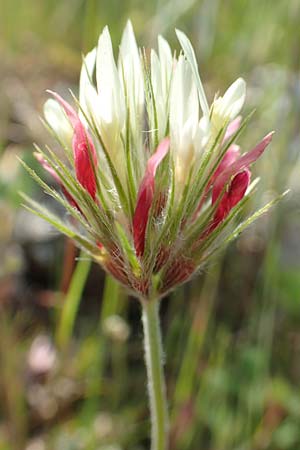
[26,20,278,299]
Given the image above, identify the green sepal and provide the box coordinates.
[21,194,96,254]
[115,222,141,277]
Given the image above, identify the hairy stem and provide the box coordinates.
[141,298,169,450]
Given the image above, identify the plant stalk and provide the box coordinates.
[57,251,91,349]
[141,298,169,450]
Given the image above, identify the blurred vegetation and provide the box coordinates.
[1,0,300,449]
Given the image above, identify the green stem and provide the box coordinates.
[56,251,91,349]
[100,274,121,326]
[141,298,169,450]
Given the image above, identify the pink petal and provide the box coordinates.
[34,152,60,183]
[223,116,242,142]
[194,145,240,217]
[133,137,170,257]
[201,169,251,239]
[213,132,274,203]
[34,153,80,210]
[213,169,251,224]
[47,90,78,128]
[48,91,97,199]
[72,121,97,199]
[212,144,240,184]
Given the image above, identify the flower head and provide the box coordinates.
[23,21,283,300]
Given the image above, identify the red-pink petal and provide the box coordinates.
[34,153,80,210]
[47,90,78,128]
[212,144,240,184]
[213,132,273,203]
[34,152,60,183]
[201,169,251,238]
[72,121,97,199]
[48,91,97,199]
[194,145,241,217]
[213,169,251,224]
[133,137,170,257]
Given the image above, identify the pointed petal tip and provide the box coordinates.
[236,77,246,84]
[125,18,133,29]
[261,130,275,147]
[99,25,110,42]
[175,28,187,43]
[33,151,43,163]
[46,89,55,97]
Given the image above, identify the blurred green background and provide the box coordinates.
[1,0,300,449]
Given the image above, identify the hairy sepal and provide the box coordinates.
[197,190,289,265]
[186,111,255,221]
[30,148,115,247]
[21,194,96,254]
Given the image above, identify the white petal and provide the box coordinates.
[85,85,126,182]
[175,29,209,116]
[194,115,210,151]
[149,38,173,141]
[180,116,198,153]
[173,117,197,189]
[222,77,246,119]
[79,48,96,124]
[85,85,116,150]
[210,78,246,136]
[97,26,125,127]
[151,49,162,99]
[170,55,200,193]
[84,84,101,127]
[158,35,173,99]
[118,20,144,135]
[150,49,165,139]
[43,99,73,146]
[170,56,199,144]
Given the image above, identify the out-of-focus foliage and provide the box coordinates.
[0,0,300,449]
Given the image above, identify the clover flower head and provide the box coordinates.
[23,21,282,300]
